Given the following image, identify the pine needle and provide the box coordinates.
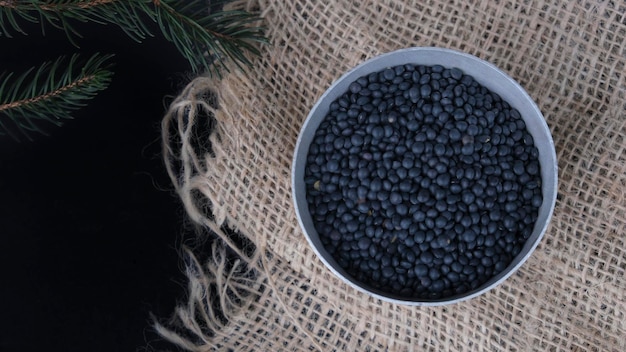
[0,0,268,75]
[0,1,266,140]
[0,53,114,141]
[153,0,267,76]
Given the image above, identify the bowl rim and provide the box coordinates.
[292,47,558,305]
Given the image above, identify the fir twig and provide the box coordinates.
[0,0,153,45]
[153,0,267,76]
[0,0,267,76]
[0,53,114,141]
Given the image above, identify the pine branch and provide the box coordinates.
[0,0,267,75]
[153,0,267,76]
[0,53,114,141]
[0,0,153,45]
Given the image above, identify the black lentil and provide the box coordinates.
[304,64,542,299]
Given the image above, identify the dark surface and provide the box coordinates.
[0,20,193,352]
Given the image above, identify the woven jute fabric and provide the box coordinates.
[158,0,626,351]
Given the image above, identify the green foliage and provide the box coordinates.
[0,0,267,76]
[0,53,114,140]
[0,0,267,140]
[154,1,266,74]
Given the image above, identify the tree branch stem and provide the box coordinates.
[0,0,118,10]
[0,75,96,112]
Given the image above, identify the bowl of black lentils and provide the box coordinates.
[292,47,557,305]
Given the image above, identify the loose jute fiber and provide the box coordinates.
[158,0,626,350]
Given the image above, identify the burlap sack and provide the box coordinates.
[157,0,626,350]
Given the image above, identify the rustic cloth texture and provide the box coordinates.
[158,0,626,351]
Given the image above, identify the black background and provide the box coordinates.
[0,17,195,352]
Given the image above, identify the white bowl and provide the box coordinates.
[292,47,558,305]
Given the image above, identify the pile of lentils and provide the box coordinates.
[304,64,542,299]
